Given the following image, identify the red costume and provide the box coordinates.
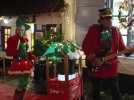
[82,24,126,78]
[6,34,19,58]
[6,28,33,75]
[6,17,36,100]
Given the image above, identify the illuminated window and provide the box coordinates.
[0,26,11,50]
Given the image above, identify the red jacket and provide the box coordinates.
[82,24,126,78]
[5,35,19,58]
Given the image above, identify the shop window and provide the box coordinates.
[42,24,62,39]
[112,0,134,46]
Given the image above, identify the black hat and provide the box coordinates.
[99,8,112,19]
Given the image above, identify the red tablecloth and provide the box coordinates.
[24,75,83,100]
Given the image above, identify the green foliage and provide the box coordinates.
[33,31,63,56]
[33,30,80,63]
[33,39,50,56]
[42,41,79,63]
[34,32,63,58]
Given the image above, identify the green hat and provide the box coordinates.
[99,8,112,19]
[16,17,30,31]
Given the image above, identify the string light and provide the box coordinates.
[0,16,12,24]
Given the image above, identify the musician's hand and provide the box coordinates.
[90,58,103,73]
[86,54,96,62]
[124,52,132,57]
[93,58,103,66]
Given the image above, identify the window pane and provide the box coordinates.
[112,0,134,47]
[122,35,127,45]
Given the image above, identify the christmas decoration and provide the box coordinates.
[33,30,63,57]
[99,30,112,57]
[100,30,112,41]
[42,41,81,63]
[33,25,84,96]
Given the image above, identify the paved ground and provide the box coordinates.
[0,81,15,100]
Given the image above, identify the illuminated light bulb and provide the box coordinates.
[3,19,9,24]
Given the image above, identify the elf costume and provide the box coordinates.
[6,17,33,100]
